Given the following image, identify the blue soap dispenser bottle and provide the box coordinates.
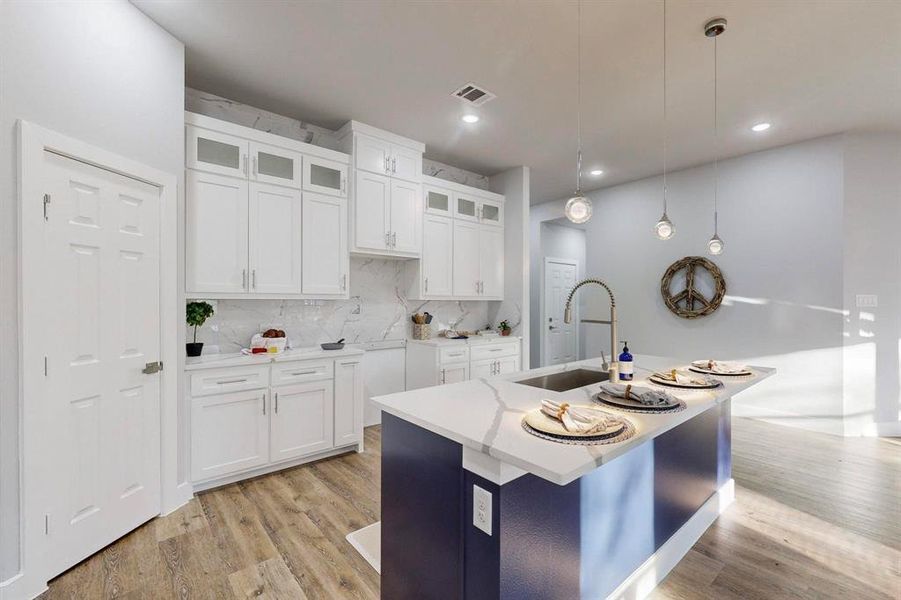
[619,341,634,381]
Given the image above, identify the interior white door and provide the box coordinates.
[191,389,269,481]
[186,170,249,293]
[302,192,348,296]
[389,178,420,254]
[354,171,390,251]
[479,226,505,298]
[40,151,162,575]
[453,220,481,297]
[271,380,335,461]
[421,214,453,297]
[544,259,578,366]
[390,144,422,182]
[334,359,363,445]
[248,182,302,294]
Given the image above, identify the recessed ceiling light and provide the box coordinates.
[751,122,771,132]
[590,169,604,176]
[462,114,479,123]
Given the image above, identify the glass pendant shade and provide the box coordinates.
[565,195,592,224]
[654,212,674,240]
[707,234,724,255]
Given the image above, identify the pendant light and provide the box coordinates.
[705,17,726,255]
[564,0,592,224]
[654,0,674,240]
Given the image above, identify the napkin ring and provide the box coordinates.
[624,385,632,400]
[556,402,570,420]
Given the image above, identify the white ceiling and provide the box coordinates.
[134,0,901,203]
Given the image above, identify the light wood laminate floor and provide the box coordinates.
[40,419,900,599]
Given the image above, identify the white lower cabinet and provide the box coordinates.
[189,354,364,487]
[441,362,470,384]
[470,359,496,379]
[406,339,521,390]
[191,389,269,482]
[271,380,334,462]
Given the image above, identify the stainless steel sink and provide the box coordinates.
[514,368,610,392]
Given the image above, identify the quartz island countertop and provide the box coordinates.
[373,354,774,485]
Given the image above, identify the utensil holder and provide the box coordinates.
[412,324,431,340]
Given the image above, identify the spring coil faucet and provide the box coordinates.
[563,278,617,372]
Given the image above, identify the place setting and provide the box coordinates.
[647,367,723,389]
[688,359,755,378]
[521,399,636,445]
[594,381,687,414]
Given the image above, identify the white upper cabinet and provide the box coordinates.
[455,194,480,222]
[354,171,390,252]
[187,125,248,179]
[354,134,392,176]
[248,182,303,294]
[303,155,348,197]
[250,141,302,188]
[186,170,249,294]
[185,113,350,299]
[424,187,452,217]
[390,178,421,254]
[302,192,348,296]
[390,144,423,183]
[453,220,481,298]
[421,215,453,297]
[480,198,504,227]
[479,226,505,299]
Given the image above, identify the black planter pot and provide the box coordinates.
[186,342,204,357]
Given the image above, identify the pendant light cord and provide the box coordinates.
[662,0,668,214]
[713,33,719,235]
[576,0,582,196]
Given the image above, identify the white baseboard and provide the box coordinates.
[858,420,901,437]
[606,479,735,600]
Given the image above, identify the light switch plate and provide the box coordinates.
[473,484,492,536]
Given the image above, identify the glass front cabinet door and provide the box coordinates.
[424,186,452,217]
[479,199,504,227]
[250,142,303,188]
[187,125,248,178]
[303,156,348,197]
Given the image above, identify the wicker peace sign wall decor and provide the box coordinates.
[661,256,726,319]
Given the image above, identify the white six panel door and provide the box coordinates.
[248,182,302,294]
[545,259,578,365]
[271,380,335,462]
[354,171,390,251]
[41,151,162,575]
[186,170,249,293]
[302,192,348,296]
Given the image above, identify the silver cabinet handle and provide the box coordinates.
[488,348,503,352]
[252,269,257,289]
[242,269,247,289]
[385,231,390,247]
[391,232,397,247]
[243,154,248,176]
[340,174,346,194]
[262,393,266,415]
[342,274,347,291]
[392,157,397,173]
[275,392,278,414]
[290,369,318,376]
[424,277,429,293]
[252,156,258,176]
[476,280,480,293]
[440,368,446,384]
[385,156,391,174]
[216,377,248,385]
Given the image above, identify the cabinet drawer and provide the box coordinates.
[471,342,519,362]
[439,347,470,364]
[271,359,334,386]
[190,365,269,397]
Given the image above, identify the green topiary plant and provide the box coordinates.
[186,301,214,343]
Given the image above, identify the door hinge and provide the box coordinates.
[43,356,48,376]
[44,513,50,535]
[43,194,51,221]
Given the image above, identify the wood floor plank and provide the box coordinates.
[227,556,310,599]
[155,498,210,542]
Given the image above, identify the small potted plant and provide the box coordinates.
[498,320,512,336]
[186,301,215,357]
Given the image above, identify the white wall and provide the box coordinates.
[534,136,848,434]
[0,0,185,584]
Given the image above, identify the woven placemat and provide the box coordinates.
[688,367,755,378]
[593,394,687,415]
[521,418,636,446]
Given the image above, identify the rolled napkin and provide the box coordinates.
[692,359,748,374]
[540,400,617,434]
[653,368,716,386]
[599,382,678,406]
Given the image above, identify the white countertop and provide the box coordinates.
[406,335,521,348]
[185,345,365,371]
[373,354,774,486]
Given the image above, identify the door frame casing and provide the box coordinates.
[16,121,182,598]
[541,256,580,367]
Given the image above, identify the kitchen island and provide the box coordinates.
[371,354,773,600]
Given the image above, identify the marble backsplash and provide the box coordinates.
[185,87,491,190]
[189,257,494,354]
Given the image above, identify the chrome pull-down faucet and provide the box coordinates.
[563,278,617,371]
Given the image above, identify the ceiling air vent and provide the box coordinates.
[451,82,496,107]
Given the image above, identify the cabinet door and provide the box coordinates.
[452,220,481,297]
[355,134,391,176]
[187,125,248,178]
[304,156,348,197]
[389,179,421,254]
[479,226,505,299]
[479,199,504,227]
[354,171,390,251]
[248,182,302,294]
[390,144,422,183]
[250,141,302,188]
[271,380,335,462]
[302,193,348,296]
[496,356,520,376]
[441,363,469,384]
[186,170,249,294]
[470,359,496,379]
[191,389,268,482]
[422,215,453,297]
[455,194,480,222]
[424,186,453,217]
[334,359,363,445]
